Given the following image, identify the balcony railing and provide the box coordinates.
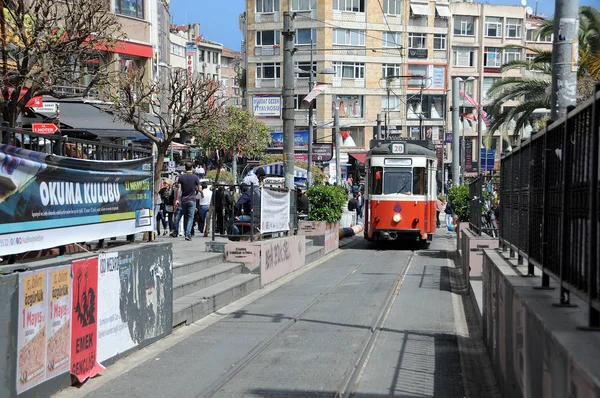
[255,46,281,56]
[332,10,366,23]
[295,77,309,88]
[255,12,280,23]
[434,18,448,28]
[433,49,447,59]
[499,83,600,328]
[293,9,317,20]
[331,77,365,88]
[383,14,402,25]
[255,78,281,88]
[331,46,366,56]
[409,16,428,27]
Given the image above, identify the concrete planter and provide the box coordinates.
[297,221,340,254]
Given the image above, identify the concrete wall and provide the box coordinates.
[482,249,600,398]
[0,243,173,398]
[460,228,499,284]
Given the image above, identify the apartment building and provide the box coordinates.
[221,48,245,108]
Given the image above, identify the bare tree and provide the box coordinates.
[107,67,223,201]
[1,0,123,126]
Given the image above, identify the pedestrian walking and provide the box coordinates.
[357,190,364,220]
[171,162,201,241]
[162,180,176,234]
[435,197,444,228]
[444,200,454,229]
[198,182,212,234]
[348,194,360,222]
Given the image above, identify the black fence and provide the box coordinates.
[499,84,600,328]
[469,175,500,237]
[211,184,299,242]
[1,124,151,160]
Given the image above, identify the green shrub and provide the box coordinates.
[447,185,470,222]
[206,169,234,185]
[307,185,346,223]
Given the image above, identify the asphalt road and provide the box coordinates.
[57,232,469,398]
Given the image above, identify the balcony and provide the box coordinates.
[332,10,366,23]
[381,80,403,89]
[433,50,447,60]
[332,77,365,88]
[409,16,428,27]
[293,9,317,21]
[255,46,281,56]
[255,12,280,23]
[295,77,310,88]
[434,18,448,28]
[331,46,366,56]
[383,14,402,26]
[255,78,280,88]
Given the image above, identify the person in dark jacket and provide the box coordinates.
[348,194,360,221]
[215,186,225,235]
[297,190,308,214]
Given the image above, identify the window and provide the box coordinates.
[333,29,365,46]
[485,17,502,37]
[407,64,428,88]
[222,57,230,66]
[504,48,521,63]
[433,34,446,50]
[408,33,426,49]
[294,94,316,109]
[383,168,413,194]
[334,97,363,119]
[213,52,218,64]
[381,95,401,110]
[256,0,280,13]
[213,74,219,81]
[116,0,144,19]
[221,78,229,89]
[291,0,316,11]
[256,63,281,79]
[332,62,364,78]
[527,29,551,42]
[370,167,383,195]
[526,29,535,41]
[296,28,316,45]
[484,47,501,67]
[206,51,211,63]
[198,50,205,62]
[382,31,401,47]
[382,64,402,79]
[453,47,475,67]
[383,0,401,15]
[295,61,316,78]
[506,18,522,38]
[333,0,365,12]
[482,77,500,100]
[170,43,185,57]
[454,16,474,36]
[256,30,280,46]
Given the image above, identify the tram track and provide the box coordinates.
[197,242,415,398]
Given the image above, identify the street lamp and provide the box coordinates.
[294,41,335,188]
[455,76,476,185]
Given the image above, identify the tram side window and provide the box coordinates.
[413,167,426,195]
[370,167,383,195]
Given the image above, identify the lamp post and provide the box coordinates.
[295,47,335,188]
[455,76,476,185]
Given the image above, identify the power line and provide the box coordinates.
[377,0,402,57]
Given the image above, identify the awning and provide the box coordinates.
[169,142,189,150]
[251,162,307,180]
[349,153,367,164]
[435,5,451,17]
[410,3,430,16]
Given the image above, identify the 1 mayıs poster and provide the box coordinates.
[46,265,71,379]
[97,252,136,363]
[17,269,47,394]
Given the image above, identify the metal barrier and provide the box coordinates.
[499,83,600,328]
[1,124,151,160]
[210,184,299,242]
[468,175,500,237]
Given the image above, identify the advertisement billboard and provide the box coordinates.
[0,145,154,256]
[252,97,281,117]
[269,130,308,150]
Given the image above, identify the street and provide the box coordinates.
[54,230,494,398]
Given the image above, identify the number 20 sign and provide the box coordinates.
[391,143,405,154]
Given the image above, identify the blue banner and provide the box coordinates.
[480,148,496,171]
[0,145,154,256]
[269,130,309,150]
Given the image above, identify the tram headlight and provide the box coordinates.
[392,214,401,223]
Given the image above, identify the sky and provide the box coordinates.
[168,0,600,52]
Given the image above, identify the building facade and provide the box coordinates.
[221,48,245,108]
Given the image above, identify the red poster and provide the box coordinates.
[70,258,104,383]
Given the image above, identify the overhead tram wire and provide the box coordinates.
[377,0,402,57]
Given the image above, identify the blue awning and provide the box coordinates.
[251,162,307,180]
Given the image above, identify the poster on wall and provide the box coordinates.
[333,95,363,118]
[46,265,71,380]
[16,270,47,394]
[0,145,154,256]
[70,258,104,383]
[97,252,137,363]
[252,97,281,117]
[261,188,290,233]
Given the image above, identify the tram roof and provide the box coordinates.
[368,139,435,157]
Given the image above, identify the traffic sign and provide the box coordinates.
[168,161,176,169]
[480,148,496,171]
[31,123,58,134]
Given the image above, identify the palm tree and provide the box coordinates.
[484,6,600,143]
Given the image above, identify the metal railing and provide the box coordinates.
[211,184,299,242]
[499,83,600,328]
[469,175,500,237]
[1,124,151,160]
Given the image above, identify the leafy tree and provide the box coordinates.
[195,106,271,236]
[447,185,470,222]
[106,68,222,202]
[1,0,123,126]
[206,169,234,185]
[307,185,346,223]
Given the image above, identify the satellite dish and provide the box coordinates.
[521,0,527,6]
[526,6,533,14]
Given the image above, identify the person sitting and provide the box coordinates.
[229,167,266,238]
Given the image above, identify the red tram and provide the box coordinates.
[363,140,438,247]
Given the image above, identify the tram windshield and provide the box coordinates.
[383,168,412,194]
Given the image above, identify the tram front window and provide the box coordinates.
[383,168,412,194]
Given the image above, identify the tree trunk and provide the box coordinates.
[203,157,224,237]
[154,146,167,206]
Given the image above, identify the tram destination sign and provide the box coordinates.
[391,142,405,154]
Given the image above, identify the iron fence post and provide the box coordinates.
[250,184,255,242]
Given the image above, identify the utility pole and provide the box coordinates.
[334,104,341,185]
[476,78,483,177]
[307,40,314,188]
[282,12,296,190]
[451,77,460,187]
[419,82,424,140]
[375,113,383,141]
[550,0,579,120]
